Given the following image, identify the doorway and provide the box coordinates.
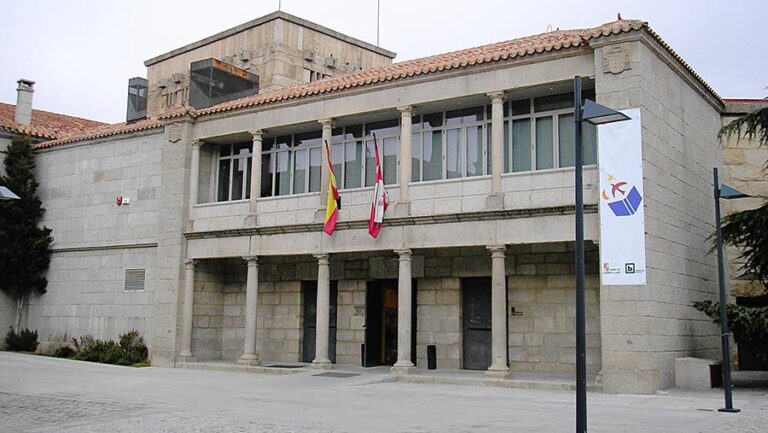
[302,281,338,363]
[363,279,417,367]
[462,277,492,370]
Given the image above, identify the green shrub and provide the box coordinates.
[4,328,39,352]
[51,345,76,358]
[69,330,148,366]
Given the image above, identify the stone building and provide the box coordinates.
[2,11,748,394]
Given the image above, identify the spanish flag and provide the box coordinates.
[323,140,341,236]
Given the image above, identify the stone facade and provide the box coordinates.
[4,14,747,395]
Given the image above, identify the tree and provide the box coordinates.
[0,135,53,331]
[718,103,768,292]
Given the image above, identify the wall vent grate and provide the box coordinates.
[124,268,146,291]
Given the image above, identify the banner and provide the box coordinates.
[598,108,646,285]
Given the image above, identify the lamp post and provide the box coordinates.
[712,167,746,413]
[0,186,21,200]
[573,76,630,433]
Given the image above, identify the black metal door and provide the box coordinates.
[462,278,492,370]
[302,281,337,363]
[364,281,383,367]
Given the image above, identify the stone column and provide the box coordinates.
[392,249,416,375]
[486,245,510,378]
[245,130,262,226]
[188,140,201,230]
[487,91,505,210]
[312,253,333,369]
[397,106,413,213]
[238,256,261,365]
[179,259,196,361]
[319,119,333,209]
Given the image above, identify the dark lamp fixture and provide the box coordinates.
[582,99,631,125]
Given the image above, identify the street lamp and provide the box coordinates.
[712,167,747,413]
[573,76,630,433]
[0,186,20,200]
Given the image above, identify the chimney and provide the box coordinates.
[15,79,35,125]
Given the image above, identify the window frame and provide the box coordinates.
[214,143,253,202]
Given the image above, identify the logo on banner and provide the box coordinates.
[601,175,642,217]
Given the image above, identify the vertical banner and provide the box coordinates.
[598,108,646,285]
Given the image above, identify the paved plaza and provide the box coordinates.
[0,352,766,432]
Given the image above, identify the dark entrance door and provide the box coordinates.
[302,281,338,363]
[364,280,417,367]
[462,277,492,370]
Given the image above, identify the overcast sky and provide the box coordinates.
[1,0,765,124]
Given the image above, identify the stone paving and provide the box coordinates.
[1,352,767,433]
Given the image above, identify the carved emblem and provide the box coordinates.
[168,124,182,143]
[602,45,631,75]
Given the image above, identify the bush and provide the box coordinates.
[69,330,148,366]
[693,300,768,366]
[51,345,76,358]
[4,327,39,352]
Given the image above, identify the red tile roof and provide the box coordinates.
[0,102,106,140]
[38,18,722,148]
[36,118,163,149]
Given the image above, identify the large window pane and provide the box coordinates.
[423,112,443,129]
[365,140,376,187]
[309,147,321,192]
[365,119,399,137]
[583,123,598,165]
[260,153,273,197]
[276,151,290,196]
[217,159,230,201]
[331,142,343,187]
[295,131,322,148]
[411,132,422,182]
[245,156,252,199]
[503,120,510,173]
[534,93,572,112]
[423,130,442,181]
[446,128,462,179]
[344,141,362,188]
[466,125,483,177]
[535,117,554,170]
[512,119,531,172]
[446,106,484,127]
[383,137,398,185]
[293,149,307,194]
[231,149,248,200]
[559,114,575,168]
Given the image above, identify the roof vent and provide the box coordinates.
[303,50,315,62]
[325,56,337,69]
[239,49,251,62]
[126,77,148,123]
[157,79,168,90]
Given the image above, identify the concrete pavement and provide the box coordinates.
[0,352,766,432]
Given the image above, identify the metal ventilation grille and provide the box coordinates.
[124,268,146,291]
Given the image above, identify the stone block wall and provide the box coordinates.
[255,281,301,363]
[595,37,723,393]
[335,280,366,365]
[416,278,462,369]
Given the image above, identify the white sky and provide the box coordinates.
[1,0,765,124]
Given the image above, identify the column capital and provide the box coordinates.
[486,245,507,256]
[318,118,334,128]
[394,248,412,259]
[243,255,259,265]
[249,129,263,141]
[314,253,330,265]
[190,139,201,149]
[487,91,505,102]
[184,258,196,269]
[397,105,413,115]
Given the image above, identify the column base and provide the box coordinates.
[244,214,258,228]
[237,354,262,366]
[311,359,333,370]
[485,193,504,210]
[484,367,511,379]
[176,353,197,364]
[391,361,416,376]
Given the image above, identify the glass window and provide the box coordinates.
[466,125,483,177]
[216,143,252,202]
[423,130,442,181]
[446,106,484,127]
[217,157,230,201]
[503,120,509,173]
[446,128,462,179]
[309,147,321,192]
[535,117,554,170]
[512,119,531,172]
[583,123,598,165]
[534,93,572,112]
[331,142,343,184]
[411,132,422,182]
[383,137,398,185]
[293,149,307,194]
[276,150,290,196]
[261,152,273,197]
[558,114,598,167]
[345,141,362,188]
[511,99,530,115]
[366,119,399,137]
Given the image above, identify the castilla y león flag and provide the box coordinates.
[323,140,341,236]
[368,133,388,238]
